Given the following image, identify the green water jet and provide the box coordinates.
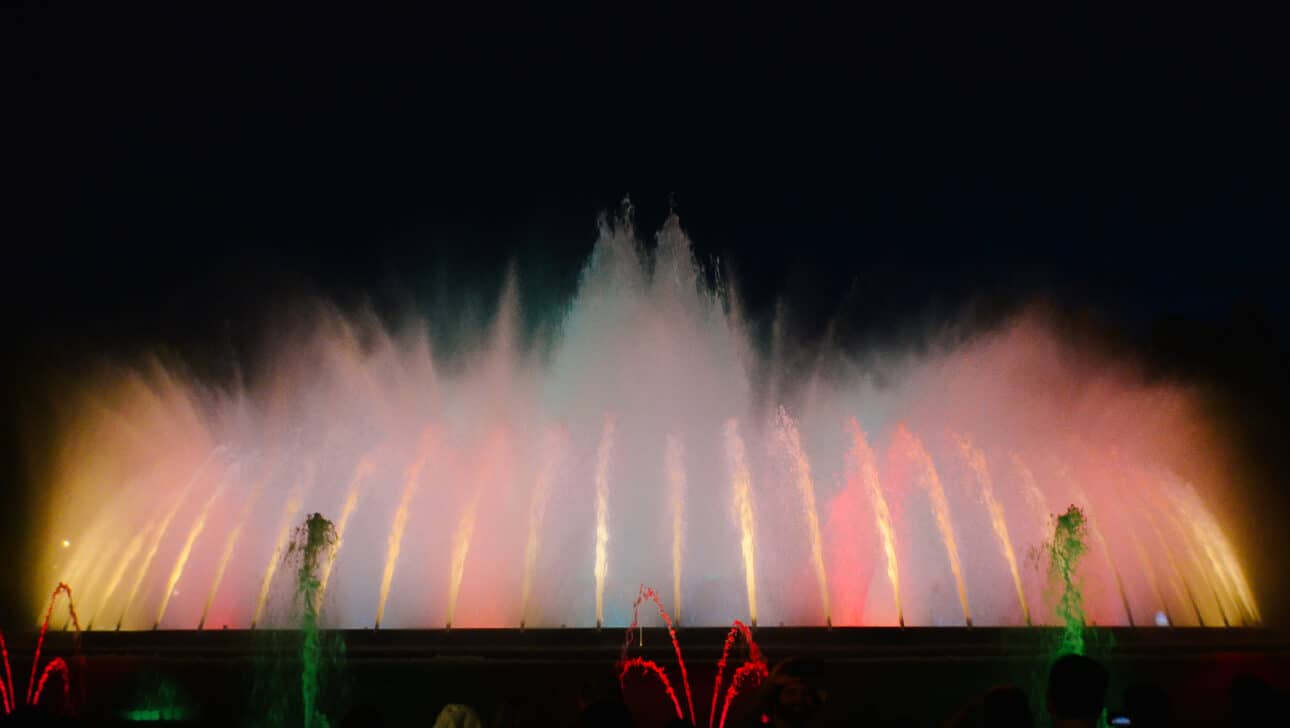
[288,512,337,728]
[1048,505,1088,656]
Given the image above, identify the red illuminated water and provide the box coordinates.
[31,658,68,708]
[621,586,695,722]
[0,630,12,714]
[717,660,769,728]
[618,587,766,728]
[619,657,684,720]
[28,583,79,706]
[710,621,764,728]
[0,582,80,716]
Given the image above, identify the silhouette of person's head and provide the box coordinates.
[1230,673,1283,727]
[759,659,826,728]
[1046,654,1108,726]
[435,704,484,728]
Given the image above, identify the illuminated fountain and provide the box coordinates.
[37,214,1260,630]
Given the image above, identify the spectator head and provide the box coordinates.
[760,659,826,728]
[435,704,484,728]
[1047,654,1108,724]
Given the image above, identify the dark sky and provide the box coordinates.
[4,6,1289,622]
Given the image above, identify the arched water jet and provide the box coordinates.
[87,526,148,630]
[446,490,481,629]
[955,435,1029,625]
[846,419,902,626]
[251,472,308,628]
[773,407,831,625]
[520,429,564,628]
[117,449,224,630]
[620,586,695,723]
[1173,482,1260,624]
[318,455,374,604]
[1061,472,1136,626]
[1143,507,1203,626]
[156,471,234,628]
[375,429,435,629]
[897,427,971,627]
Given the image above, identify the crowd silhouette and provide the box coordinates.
[0,651,1285,726]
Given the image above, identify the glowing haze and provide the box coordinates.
[38,214,1259,629]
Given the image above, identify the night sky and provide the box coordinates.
[4,6,1289,624]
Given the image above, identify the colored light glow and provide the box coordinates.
[35,216,1258,629]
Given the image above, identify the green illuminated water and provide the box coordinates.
[251,512,347,727]
[121,672,193,722]
[1048,505,1088,656]
[290,512,337,728]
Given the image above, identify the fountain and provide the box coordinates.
[35,213,1259,630]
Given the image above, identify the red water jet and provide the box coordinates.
[717,661,770,728]
[0,583,80,716]
[27,582,79,706]
[619,657,684,720]
[0,629,14,714]
[31,658,69,708]
[710,620,764,728]
[622,585,695,723]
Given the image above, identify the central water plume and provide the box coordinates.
[37,212,1260,629]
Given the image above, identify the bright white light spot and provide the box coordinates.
[61,539,70,549]
[1154,610,1170,627]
